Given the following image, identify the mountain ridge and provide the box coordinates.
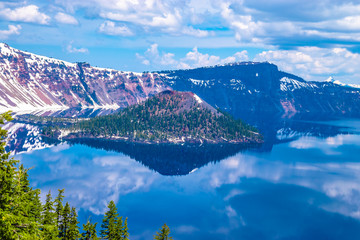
[1,43,360,118]
[162,62,360,118]
[0,43,169,112]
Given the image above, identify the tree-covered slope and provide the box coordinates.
[45,90,262,144]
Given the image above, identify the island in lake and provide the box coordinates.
[41,90,263,145]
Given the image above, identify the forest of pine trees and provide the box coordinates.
[0,112,172,239]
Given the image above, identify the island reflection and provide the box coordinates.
[60,138,261,176]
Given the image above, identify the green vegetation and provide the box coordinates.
[0,112,172,239]
[154,224,173,240]
[45,91,262,144]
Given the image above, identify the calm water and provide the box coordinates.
[13,118,360,240]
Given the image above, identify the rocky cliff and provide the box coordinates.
[0,43,169,112]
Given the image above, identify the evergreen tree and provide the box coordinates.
[43,190,55,225]
[81,219,98,240]
[0,111,18,239]
[100,200,118,239]
[67,207,80,240]
[121,217,129,240]
[0,111,43,239]
[42,190,59,240]
[60,202,71,239]
[54,189,65,229]
[154,223,173,240]
[115,216,123,240]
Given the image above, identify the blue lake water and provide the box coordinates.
[14,119,360,239]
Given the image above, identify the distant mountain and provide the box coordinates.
[0,43,169,112]
[1,43,359,118]
[161,62,360,118]
[43,90,262,144]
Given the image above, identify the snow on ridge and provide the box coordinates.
[0,44,171,111]
[193,94,203,104]
[0,43,17,56]
[189,78,213,87]
[280,77,318,91]
[324,76,360,89]
[0,43,76,68]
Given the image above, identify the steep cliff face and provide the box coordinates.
[162,62,360,118]
[279,77,360,116]
[0,43,169,112]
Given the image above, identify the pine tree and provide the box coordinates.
[115,216,123,240]
[42,190,59,239]
[67,207,80,240]
[100,200,118,239]
[121,217,129,240]
[43,190,55,225]
[0,111,43,239]
[154,223,173,240]
[0,111,18,239]
[81,219,98,240]
[60,202,71,239]
[54,189,65,229]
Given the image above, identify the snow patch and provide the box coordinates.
[193,94,203,104]
[280,77,318,91]
[324,76,360,89]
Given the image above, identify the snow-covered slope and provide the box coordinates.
[324,76,360,89]
[0,43,170,112]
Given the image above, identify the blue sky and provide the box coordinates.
[1,0,360,84]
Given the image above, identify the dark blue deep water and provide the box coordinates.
[14,119,360,240]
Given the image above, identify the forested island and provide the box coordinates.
[42,90,263,144]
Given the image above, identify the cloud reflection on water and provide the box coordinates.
[15,120,360,239]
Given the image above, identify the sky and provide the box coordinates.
[1,0,360,84]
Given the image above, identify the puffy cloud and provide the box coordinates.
[55,12,78,25]
[181,26,212,38]
[0,24,21,39]
[215,0,360,47]
[137,44,249,69]
[137,43,360,83]
[254,47,360,82]
[179,47,221,68]
[55,0,212,37]
[99,21,133,36]
[23,0,360,47]
[136,43,177,67]
[66,41,89,53]
[0,5,50,25]
[219,2,262,43]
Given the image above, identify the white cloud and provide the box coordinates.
[181,26,213,37]
[220,2,262,43]
[55,12,78,25]
[136,43,177,67]
[44,0,360,48]
[0,5,50,25]
[180,47,221,68]
[137,44,249,69]
[0,24,21,39]
[136,44,360,83]
[66,41,89,53]
[55,0,212,37]
[99,21,133,36]
[254,47,360,82]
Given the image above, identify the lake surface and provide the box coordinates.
[12,117,360,240]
